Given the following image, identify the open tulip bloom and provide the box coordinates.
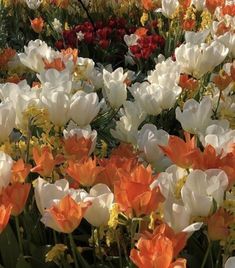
[0,0,234,267]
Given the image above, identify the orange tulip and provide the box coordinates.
[130,225,187,268]
[159,132,196,169]
[179,74,198,92]
[63,136,92,161]
[111,143,139,159]
[0,48,16,69]
[46,195,90,233]
[61,48,78,65]
[0,204,12,234]
[11,159,31,183]
[141,0,154,10]
[205,0,225,13]
[66,157,103,187]
[1,182,31,216]
[114,164,164,217]
[31,146,64,177]
[207,208,234,241]
[135,28,148,38]
[213,71,232,91]
[30,17,44,33]
[43,58,65,71]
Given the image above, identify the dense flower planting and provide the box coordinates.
[0,0,234,267]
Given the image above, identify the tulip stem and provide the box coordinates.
[201,240,211,268]
[68,233,79,268]
[15,216,24,255]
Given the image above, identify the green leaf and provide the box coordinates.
[0,224,20,268]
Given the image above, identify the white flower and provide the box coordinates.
[81,184,114,227]
[63,124,97,156]
[176,97,213,134]
[191,0,205,11]
[0,100,15,142]
[216,32,235,58]
[225,257,235,268]
[0,152,13,190]
[103,68,128,108]
[137,124,170,171]
[124,34,139,47]
[199,122,235,156]
[185,30,210,45]
[75,58,95,80]
[38,69,72,95]
[19,39,56,73]
[34,177,70,215]
[147,58,181,87]
[76,31,85,41]
[181,169,228,217]
[155,0,179,18]
[69,91,100,126]
[52,18,62,33]
[41,91,70,126]
[25,0,42,9]
[175,41,229,78]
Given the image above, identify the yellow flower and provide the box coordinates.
[140,12,148,26]
[45,244,67,263]
[108,203,120,230]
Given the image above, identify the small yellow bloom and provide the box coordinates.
[45,244,67,263]
[140,12,148,26]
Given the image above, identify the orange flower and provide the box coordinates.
[179,0,191,8]
[30,17,44,33]
[61,48,78,65]
[1,183,31,216]
[6,74,22,84]
[182,19,196,31]
[0,204,12,234]
[66,157,103,187]
[221,4,235,16]
[159,132,196,169]
[130,224,187,268]
[0,48,16,68]
[46,195,90,233]
[11,159,31,183]
[135,27,148,38]
[179,74,198,92]
[43,58,65,71]
[31,146,64,177]
[141,0,154,10]
[111,143,139,159]
[213,71,232,91]
[207,208,234,240]
[205,0,225,14]
[63,136,92,161]
[114,164,164,217]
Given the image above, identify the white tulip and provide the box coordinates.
[181,169,228,217]
[0,152,13,190]
[124,34,139,47]
[216,32,235,58]
[225,257,235,268]
[175,41,229,78]
[103,68,128,108]
[137,124,170,171]
[41,91,70,126]
[191,0,205,11]
[185,30,210,45]
[82,184,114,227]
[155,0,179,18]
[70,91,100,126]
[176,97,213,134]
[34,177,69,215]
[199,122,235,156]
[19,40,56,73]
[25,0,42,9]
[0,100,15,142]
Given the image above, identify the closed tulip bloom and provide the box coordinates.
[0,204,12,234]
[31,17,44,33]
[41,91,70,126]
[25,0,42,10]
[82,184,114,227]
[11,159,31,183]
[0,152,13,191]
[0,100,16,142]
[70,91,100,126]
[41,195,90,233]
[1,182,31,216]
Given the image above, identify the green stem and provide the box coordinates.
[115,230,122,268]
[97,227,103,264]
[68,233,79,268]
[201,240,211,268]
[15,216,23,255]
